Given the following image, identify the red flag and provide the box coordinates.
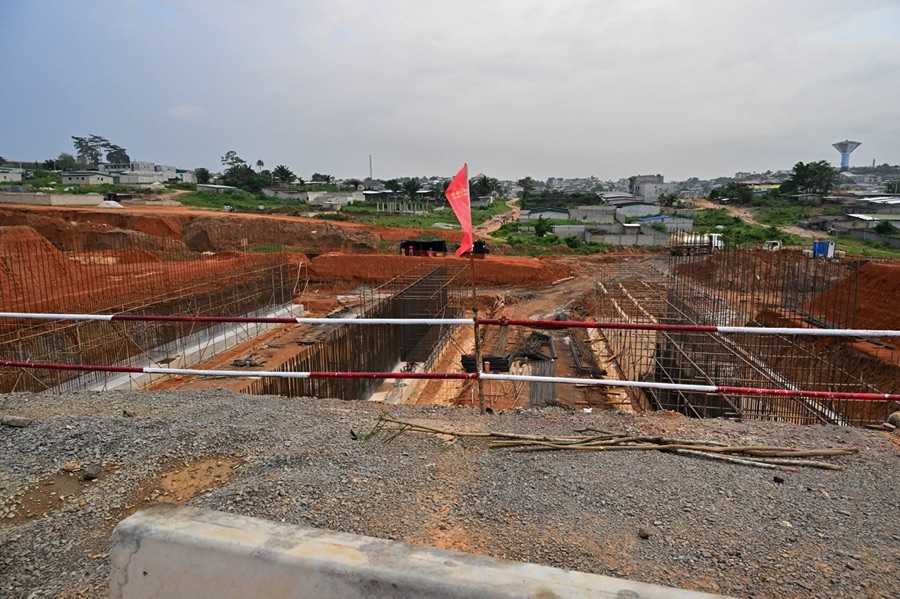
[445,163,473,257]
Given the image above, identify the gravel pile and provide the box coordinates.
[1,389,898,598]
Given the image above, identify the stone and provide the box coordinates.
[1,415,34,428]
[62,461,80,473]
[887,411,900,429]
[82,463,102,481]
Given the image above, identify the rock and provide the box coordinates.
[62,461,80,473]
[773,476,785,484]
[1,415,34,428]
[887,411,900,428]
[638,527,651,540]
[82,463,102,481]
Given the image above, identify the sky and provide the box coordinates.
[2,0,899,182]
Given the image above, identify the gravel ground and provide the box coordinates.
[1,389,898,598]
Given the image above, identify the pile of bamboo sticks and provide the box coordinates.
[364,416,858,472]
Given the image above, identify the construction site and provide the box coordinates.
[1,203,897,426]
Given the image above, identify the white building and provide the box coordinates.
[61,171,114,185]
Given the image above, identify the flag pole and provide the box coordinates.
[468,175,486,415]
[445,163,485,414]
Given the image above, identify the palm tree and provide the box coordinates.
[401,178,422,202]
[471,174,501,199]
[256,159,265,173]
[272,165,295,186]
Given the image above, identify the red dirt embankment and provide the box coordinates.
[305,253,572,285]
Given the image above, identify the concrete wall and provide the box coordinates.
[263,188,309,201]
[588,232,663,246]
[110,504,733,599]
[552,224,587,239]
[847,228,900,248]
[0,192,104,206]
[569,206,616,223]
[616,203,661,222]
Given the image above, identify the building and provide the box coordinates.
[197,184,238,194]
[0,170,23,183]
[569,206,616,223]
[614,202,660,221]
[61,171,114,185]
[627,174,676,203]
[518,206,570,221]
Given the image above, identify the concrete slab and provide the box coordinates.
[110,504,735,599]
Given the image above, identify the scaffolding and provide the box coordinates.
[592,250,897,425]
[248,263,470,400]
[0,232,296,394]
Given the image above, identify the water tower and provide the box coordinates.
[832,140,861,169]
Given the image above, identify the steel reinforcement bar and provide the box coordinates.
[2,313,900,338]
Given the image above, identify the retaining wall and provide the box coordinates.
[110,504,734,599]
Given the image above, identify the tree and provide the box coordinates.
[534,216,553,238]
[71,134,129,167]
[105,144,130,164]
[56,152,78,171]
[659,191,679,207]
[471,174,501,198]
[517,177,535,201]
[874,220,896,235]
[194,167,211,184]
[311,173,333,183]
[256,159,265,173]
[779,161,840,196]
[708,181,753,205]
[273,165,295,186]
[383,179,402,193]
[345,178,361,189]
[221,150,246,169]
[72,135,103,168]
[401,178,422,201]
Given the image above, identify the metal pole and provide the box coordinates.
[470,251,486,414]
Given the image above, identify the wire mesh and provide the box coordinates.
[591,250,898,425]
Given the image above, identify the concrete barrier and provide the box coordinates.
[110,504,734,599]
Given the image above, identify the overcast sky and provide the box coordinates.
[2,1,898,182]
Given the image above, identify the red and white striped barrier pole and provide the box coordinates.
[1,312,899,338]
[1,360,897,402]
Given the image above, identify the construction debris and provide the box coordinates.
[362,416,858,471]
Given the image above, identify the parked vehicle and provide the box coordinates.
[668,232,724,256]
[762,240,782,251]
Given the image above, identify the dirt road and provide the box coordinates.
[693,199,816,240]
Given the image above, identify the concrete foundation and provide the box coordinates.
[110,504,734,599]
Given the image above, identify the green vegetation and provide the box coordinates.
[779,160,840,195]
[873,220,897,235]
[491,221,610,256]
[176,190,299,211]
[693,209,806,246]
[833,235,900,259]
[749,196,812,227]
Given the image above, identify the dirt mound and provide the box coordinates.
[305,254,573,285]
[807,261,900,330]
[676,249,821,293]
[0,226,78,310]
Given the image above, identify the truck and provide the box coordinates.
[668,232,724,256]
